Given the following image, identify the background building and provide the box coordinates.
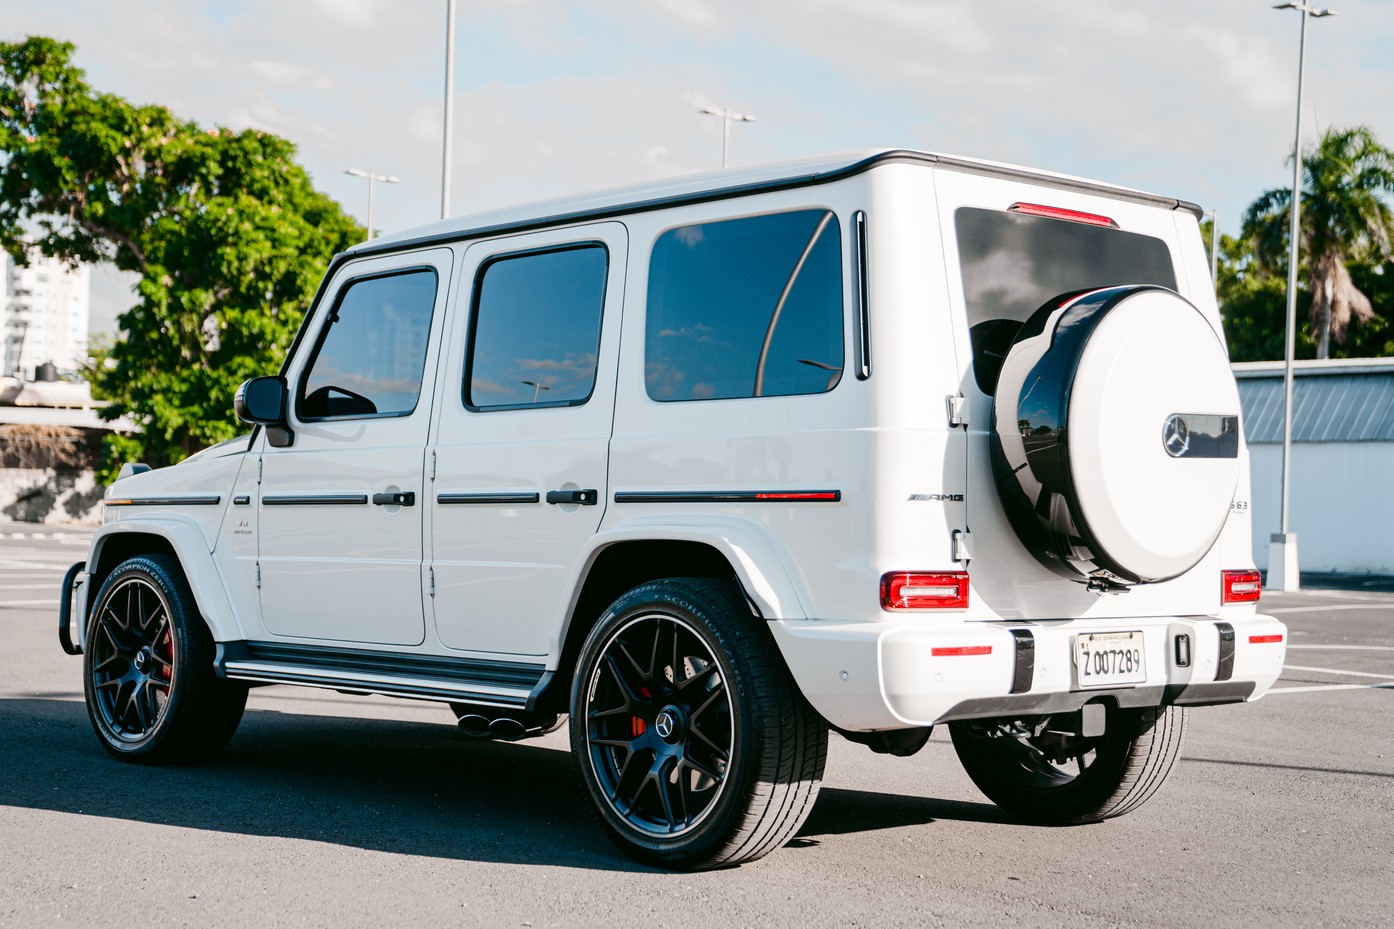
[1,250,91,379]
[1236,358,1394,576]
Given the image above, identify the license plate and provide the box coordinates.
[1074,631,1146,689]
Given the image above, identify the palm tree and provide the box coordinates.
[1243,126,1394,358]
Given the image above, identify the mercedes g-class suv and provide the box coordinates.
[60,149,1286,870]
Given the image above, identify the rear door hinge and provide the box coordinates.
[257,457,263,483]
[429,450,437,481]
[254,561,262,589]
[947,393,969,428]
[428,566,436,598]
[952,529,972,565]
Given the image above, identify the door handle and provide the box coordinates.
[545,489,598,506]
[372,491,416,507]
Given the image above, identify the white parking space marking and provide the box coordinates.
[1283,664,1394,681]
[0,584,60,590]
[0,599,57,606]
[1287,644,1394,652]
[1267,604,1394,613]
[1268,682,1394,694]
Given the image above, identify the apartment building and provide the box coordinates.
[1,250,91,378]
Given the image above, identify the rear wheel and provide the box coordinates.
[949,704,1187,824]
[570,578,827,870]
[83,554,248,763]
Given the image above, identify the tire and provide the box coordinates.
[569,578,827,870]
[82,554,248,763]
[991,286,1242,588]
[949,704,1187,824]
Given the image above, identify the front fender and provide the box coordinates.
[82,516,243,646]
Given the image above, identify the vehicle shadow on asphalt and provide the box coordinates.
[0,696,1006,869]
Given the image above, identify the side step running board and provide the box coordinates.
[216,641,550,710]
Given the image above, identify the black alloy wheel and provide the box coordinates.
[570,578,827,870]
[83,554,248,763]
[583,611,735,837]
[949,704,1188,824]
[87,573,176,740]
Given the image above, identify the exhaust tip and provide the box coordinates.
[489,717,528,741]
[456,714,493,739]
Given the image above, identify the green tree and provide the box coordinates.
[1216,226,1290,363]
[0,36,364,480]
[1242,125,1394,358]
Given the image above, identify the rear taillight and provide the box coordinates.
[1007,202,1118,228]
[1222,569,1262,604]
[881,572,970,610]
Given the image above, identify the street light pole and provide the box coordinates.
[442,0,456,220]
[698,106,757,168]
[344,168,401,239]
[1268,1,1335,592]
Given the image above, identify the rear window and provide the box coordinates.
[956,207,1176,394]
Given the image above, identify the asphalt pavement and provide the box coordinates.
[1,521,1390,928]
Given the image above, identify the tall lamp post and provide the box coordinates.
[1267,2,1335,592]
[698,106,756,169]
[442,0,456,220]
[344,168,400,239]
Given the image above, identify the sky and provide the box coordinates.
[5,0,1393,334]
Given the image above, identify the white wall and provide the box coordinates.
[1249,441,1394,574]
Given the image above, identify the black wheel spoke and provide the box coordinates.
[650,757,679,831]
[603,655,643,705]
[681,754,723,784]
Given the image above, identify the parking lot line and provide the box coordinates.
[1268,682,1394,694]
[1287,644,1394,651]
[1283,664,1394,681]
[1267,604,1394,613]
[0,599,57,606]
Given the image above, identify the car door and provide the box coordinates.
[428,224,625,658]
[257,248,453,646]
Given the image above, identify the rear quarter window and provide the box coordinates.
[956,207,1176,394]
[645,209,844,402]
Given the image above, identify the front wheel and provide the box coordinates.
[949,704,1187,824]
[83,554,248,763]
[570,578,827,870]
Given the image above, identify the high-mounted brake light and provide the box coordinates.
[1008,202,1118,228]
[881,572,970,610]
[1222,569,1262,604]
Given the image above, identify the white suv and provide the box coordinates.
[59,149,1286,870]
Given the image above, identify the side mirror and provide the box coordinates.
[235,376,295,447]
[234,376,287,424]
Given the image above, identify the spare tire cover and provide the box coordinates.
[991,286,1242,587]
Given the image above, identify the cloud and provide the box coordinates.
[246,60,334,91]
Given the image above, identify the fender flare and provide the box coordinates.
[83,517,243,646]
[549,515,812,657]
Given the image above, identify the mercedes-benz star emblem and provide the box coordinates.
[1163,414,1191,458]
[655,711,675,739]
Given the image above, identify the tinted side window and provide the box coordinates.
[465,245,608,411]
[299,269,438,419]
[956,207,1177,394]
[646,210,844,402]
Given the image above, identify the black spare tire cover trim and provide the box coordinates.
[990,285,1185,588]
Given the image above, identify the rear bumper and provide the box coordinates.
[770,613,1287,731]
